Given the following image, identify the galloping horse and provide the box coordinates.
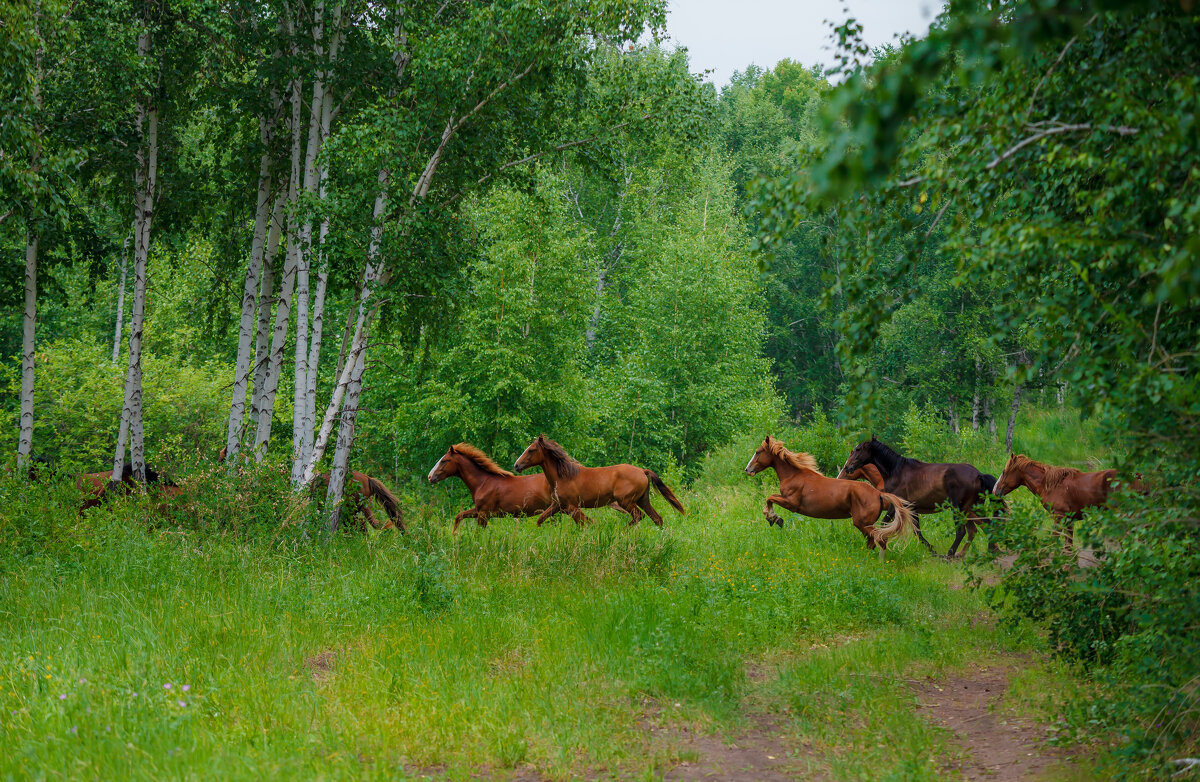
[429,443,563,531]
[836,437,1000,557]
[992,454,1135,547]
[513,435,685,526]
[745,436,913,550]
[309,471,404,531]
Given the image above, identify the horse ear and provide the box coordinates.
[537,433,546,442]
[448,444,456,454]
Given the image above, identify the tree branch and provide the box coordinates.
[987,122,1138,170]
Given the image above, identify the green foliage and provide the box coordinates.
[2,338,229,472]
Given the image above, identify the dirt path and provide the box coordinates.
[659,711,814,782]
[913,661,1067,780]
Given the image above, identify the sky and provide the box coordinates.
[664,0,945,86]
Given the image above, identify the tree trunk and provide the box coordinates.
[225,108,278,463]
[251,75,304,461]
[1005,383,1023,453]
[971,359,981,431]
[114,29,156,483]
[112,229,130,362]
[320,20,407,522]
[948,395,959,434]
[18,233,38,469]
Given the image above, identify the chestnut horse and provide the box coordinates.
[745,436,913,550]
[513,435,685,526]
[309,471,404,531]
[843,463,885,489]
[836,437,1000,558]
[428,442,587,531]
[76,463,170,513]
[992,454,1136,547]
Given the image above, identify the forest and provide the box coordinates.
[2,0,1198,779]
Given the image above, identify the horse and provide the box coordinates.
[843,463,885,489]
[76,463,169,513]
[428,442,576,532]
[836,436,1001,558]
[745,435,913,550]
[513,435,685,526]
[992,453,1134,547]
[309,471,404,532]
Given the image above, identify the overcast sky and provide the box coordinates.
[664,0,945,86]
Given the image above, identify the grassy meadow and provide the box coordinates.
[0,409,1115,780]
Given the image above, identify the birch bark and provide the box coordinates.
[225,103,279,462]
[251,65,304,460]
[112,230,130,362]
[113,29,156,483]
[18,234,38,469]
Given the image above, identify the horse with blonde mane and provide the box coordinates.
[428,442,605,532]
[992,453,1137,547]
[745,435,913,550]
[513,435,685,526]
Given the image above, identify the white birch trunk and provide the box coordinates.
[18,233,38,469]
[252,190,285,427]
[225,111,277,463]
[252,70,304,461]
[323,20,407,525]
[112,230,130,362]
[114,29,156,483]
[1005,383,1023,453]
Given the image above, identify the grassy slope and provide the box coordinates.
[0,409,1106,780]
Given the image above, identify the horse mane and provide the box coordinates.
[453,443,514,477]
[866,438,908,474]
[537,437,581,479]
[1009,453,1080,490]
[767,439,822,474]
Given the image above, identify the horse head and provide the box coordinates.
[992,453,1023,496]
[744,435,774,475]
[836,439,874,480]
[428,445,460,484]
[514,435,547,473]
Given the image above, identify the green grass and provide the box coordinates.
[0,408,1109,780]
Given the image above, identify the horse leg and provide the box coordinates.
[620,498,644,527]
[361,503,383,530]
[910,513,938,555]
[851,508,880,550]
[946,518,971,559]
[452,507,479,533]
[567,505,593,526]
[764,495,787,527]
[534,504,559,527]
[638,494,665,527]
[477,512,489,529]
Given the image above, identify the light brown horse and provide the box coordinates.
[843,463,885,489]
[429,443,569,531]
[992,454,1133,547]
[309,471,404,531]
[513,435,685,526]
[745,436,913,550]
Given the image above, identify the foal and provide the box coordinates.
[514,435,685,526]
[746,436,913,550]
[992,453,1132,547]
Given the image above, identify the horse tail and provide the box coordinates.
[875,491,914,545]
[367,476,405,532]
[645,470,686,515]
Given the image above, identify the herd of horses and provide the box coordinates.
[55,432,1137,558]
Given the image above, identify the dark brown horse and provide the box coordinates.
[746,436,913,550]
[992,454,1136,547]
[836,437,1000,557]
[428,442,566,531]
[309,471,404,531]
[513,435,685,526]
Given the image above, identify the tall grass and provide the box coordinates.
[0,406,1108,780]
